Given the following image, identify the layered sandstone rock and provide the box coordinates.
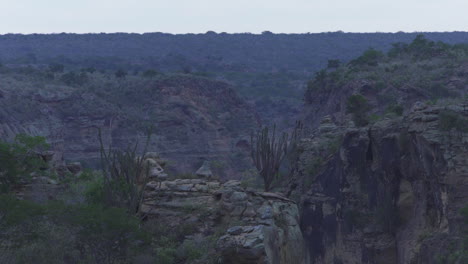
[0,75,258,179]
[141,178,308,264]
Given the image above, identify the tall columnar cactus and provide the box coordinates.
[98,129,151,215]
[250,125,289,192]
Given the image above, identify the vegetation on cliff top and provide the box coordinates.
[305,35,468,106]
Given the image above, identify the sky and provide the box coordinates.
[0,0,467,34]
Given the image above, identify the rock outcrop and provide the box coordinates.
[290,102,468,263]
[195,160,215,180]
[141,178,308,264]
[0,75,259,179]
[139,152,168,181]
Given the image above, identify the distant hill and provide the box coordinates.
[1,32,467,127]
[1,32,468,75]
[0,69,258,178]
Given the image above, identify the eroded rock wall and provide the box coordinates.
[141,179,308,264]
[290,103,467,264]
[0,75,259,179]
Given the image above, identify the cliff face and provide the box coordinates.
[0,74,258,178]
[141,178,308,264]
[290,103,467,263]
[294,41,468,263]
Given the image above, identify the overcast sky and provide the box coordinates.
[0,0,466,34]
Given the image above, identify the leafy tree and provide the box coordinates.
[327,59,340,68]
[346,94,370,127]
[388,42,409,58]
[61,71,87,86]
[115,69,127,79]
[142,69,160,78]
[48,63,64,73]
[81,67,96,74]
[406,34,450,59]
[0,134,49,193]
[306,69,329,94]
[350,48,384,67]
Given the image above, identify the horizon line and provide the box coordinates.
[1,30,468,36]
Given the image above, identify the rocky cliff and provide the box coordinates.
[141,178,308,264]
[290,102,467,264]
[0,72,258,178]
[292,40,468,263]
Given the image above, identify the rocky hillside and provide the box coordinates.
[292,36,468,263]
[0,69,258,178]
[1,33,467,130]
[303,35,468,128]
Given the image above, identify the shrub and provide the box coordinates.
[0,194,44,226]
[306,70,329,94]
[48,63,64,73]
[142,69,160,78]
[177,240,204,261]
[386,104,404,116]
[61,71,87,86]
[369,114,381,122]
[155,247,177,264]
[0,194,149,264]
[350,48,384,67]
[327,59,340,68]
[0,134,49,193]
[346,94,370,127]
[439,110,468,133]
[388,42,409,58]
[115,69,127,78]
[429,83,451,99]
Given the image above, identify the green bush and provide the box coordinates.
[306,70,329,93]
[350,48,384,67]
[142,69,160,78]
[177,240,204,261]
[327,59,341,68]
[115,69,127,79]
[155,246,177,264]
[0,194,149,264]
[61,71,87,86]
[0,194,44,226]
[48,63,64,73]
[0,134,49,193]
[439,110,468,133]
[346,94,370,127]
[386,104,404,116]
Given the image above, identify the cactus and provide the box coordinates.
[250,122,302,192]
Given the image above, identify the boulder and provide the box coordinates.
[195,160,213,179]
[138,153,168,181]
[66,162,82,175]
